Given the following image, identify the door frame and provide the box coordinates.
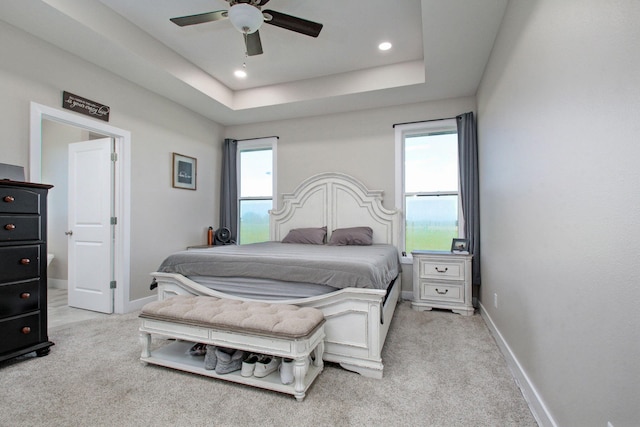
[29,102,131,314]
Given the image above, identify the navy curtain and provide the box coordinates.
[220,139,238,242]
[457,112,481,286]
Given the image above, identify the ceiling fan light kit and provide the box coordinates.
[170,0,323,57]
[228,3,264,34]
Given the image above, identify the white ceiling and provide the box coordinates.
[0,0,508,125]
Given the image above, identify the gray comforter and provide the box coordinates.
[157,242,400,290]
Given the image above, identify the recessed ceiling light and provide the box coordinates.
[378,42,392,51]
[234,69,247,78]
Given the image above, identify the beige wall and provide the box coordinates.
[0,21,223,303]
[477,0,640,425]
[225,96,476,210]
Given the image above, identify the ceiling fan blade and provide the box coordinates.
[245,31,263,56]
[170,10,227,27]
[256,0,271,5]
[263,10,323,37]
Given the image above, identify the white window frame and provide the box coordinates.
[236,136,277,244]
[394,119,463,263]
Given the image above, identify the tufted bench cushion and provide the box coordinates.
[140,295,324,339]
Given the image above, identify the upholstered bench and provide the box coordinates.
[139,295,325,401]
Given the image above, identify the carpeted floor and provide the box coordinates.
[0,301,537,427]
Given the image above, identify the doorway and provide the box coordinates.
[30,102,131,314]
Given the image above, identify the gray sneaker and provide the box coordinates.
[215,347,245,375]
[204,345,217,370]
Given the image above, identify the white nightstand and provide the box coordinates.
[411,250,474,316]
[186,244,216,250]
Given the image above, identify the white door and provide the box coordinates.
[67,138,114,313]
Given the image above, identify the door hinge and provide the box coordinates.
[111,152,118,161]
[110,280,117,289]
[111,217,117,225]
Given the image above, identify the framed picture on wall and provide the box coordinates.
[172,153,197,190]
[451,238,469,254]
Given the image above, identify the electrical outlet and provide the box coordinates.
[493,293,498,308]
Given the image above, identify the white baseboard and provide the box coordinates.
[479,302,557,427]
[400,290,413,302]
[123,294,156,313]
[48,278,68,289]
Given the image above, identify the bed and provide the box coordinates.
[151,172,401,379]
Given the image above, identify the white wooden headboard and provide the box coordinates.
[270,172,399,248]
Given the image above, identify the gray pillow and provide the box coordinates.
[328,226,373,246]
[281,226,327,244]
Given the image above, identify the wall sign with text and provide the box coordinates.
[62,91,110,122]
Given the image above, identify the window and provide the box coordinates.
[395,119,461,256]
[237,137,277,244]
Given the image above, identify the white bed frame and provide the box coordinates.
[152,172,401,379]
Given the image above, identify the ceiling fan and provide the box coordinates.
[170,0,323,56]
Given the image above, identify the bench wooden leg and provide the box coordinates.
[293,357,306,401]
[314,340,325,369]
[139,331,151,361]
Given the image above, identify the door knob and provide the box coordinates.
[65,230,73,236]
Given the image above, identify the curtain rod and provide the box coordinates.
[236,136,279,142]
[392,116,458,128]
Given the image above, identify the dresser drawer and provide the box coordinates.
[0,312,42,354]
[0,246,40,282]
[0,215,41,242]
[0,188,41,214]
[420,282,464,303]
[418,259,465,281]
[0,280,41,318]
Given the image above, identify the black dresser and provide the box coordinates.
[0,180,54,362]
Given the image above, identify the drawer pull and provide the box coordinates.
[4,223,16,231]
[3,195,15,203]
[20,292,31,299]
[434,267,448,273]
[435,288,449,295]
[20,258,31,265]
[21,326,31,334]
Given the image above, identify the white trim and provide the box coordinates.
[401,290,414,302]
[394,119,459,260]
[47,278,68,290]
[479,301,557,427]
[30,102,132,314]
[125,295,157,312]
[394,123,405,254]
[236,137,277,243]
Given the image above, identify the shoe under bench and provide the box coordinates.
[138,296,325,401]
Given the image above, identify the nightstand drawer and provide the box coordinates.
[418,259,464,281]
[421,282,463,303]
